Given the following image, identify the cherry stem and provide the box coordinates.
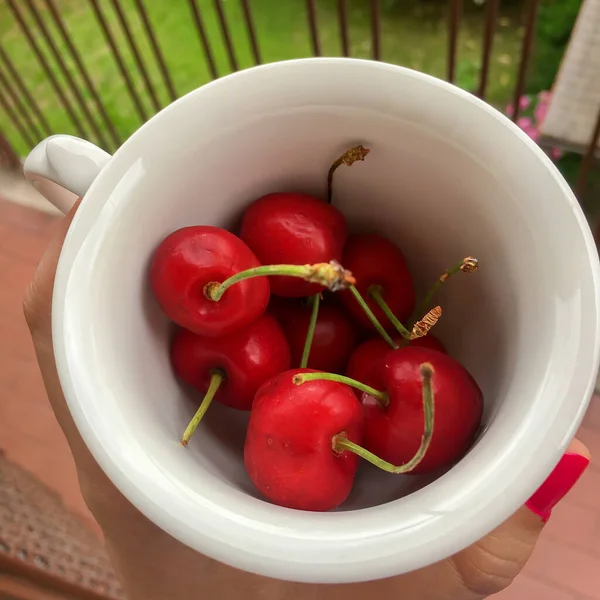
[411,306,442,340]
[205,261,356,302]
[327,145,370,204]
[181,370,224,447]
[293,371,389,406]
[349,285,399,350]
[333,363,435,473]
[300,293,321,369]
[368,285,412,340]
[413,256,479,324]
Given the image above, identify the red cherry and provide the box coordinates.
[346,335,447,393]
[338,234,415,331]
[266,295,297,324]
[364,346,482,474]
[269,297,359,373]
[244,368,363,511]
[172,315,291,410]
[410,335,447,354]
[150,226,269,337]
[240,193,348,297]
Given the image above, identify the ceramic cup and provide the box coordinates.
[23,58,600,584]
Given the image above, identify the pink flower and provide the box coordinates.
[534,100,549,125]
[516,117,539,142]
[551,147,562,160]
[506,96,530,117]
[538,91,552,104]
[517,116,532,129]
[519,95,530,109]
[528,128,540,142]
[534,91,552,124]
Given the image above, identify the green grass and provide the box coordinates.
[0,0,524,156]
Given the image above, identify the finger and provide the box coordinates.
[22,202,196,536]
[24,199,81,335]
[525,437,590,522]
[22,199,114,499]
[23,199,82,443]
[448,438,590,599]
[332,439,591,600]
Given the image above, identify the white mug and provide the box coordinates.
[24,58,600,584]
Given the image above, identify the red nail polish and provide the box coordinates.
[526,452,589,521]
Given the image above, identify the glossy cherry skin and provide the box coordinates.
[150,226,270,337]
[171,314,291,410]
[346,334,447,393]
[338,234,415,331]
[366,346,483,475]
[240,193,348,297]
[268,297,359,373]
[407,335,446,353]
[244,368,364,511]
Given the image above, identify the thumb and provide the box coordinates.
[449,438,590,598]
[23,198,97,468]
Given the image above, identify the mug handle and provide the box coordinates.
[23,135,112,214]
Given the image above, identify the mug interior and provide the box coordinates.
[55,59,599,581]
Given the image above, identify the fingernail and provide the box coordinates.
[526,452,589,521]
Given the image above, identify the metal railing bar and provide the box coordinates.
[337,0,350,57]
[371,0,381,61]
[306,0,321,57]
[110,0,162,113]
[42,0,121,149]
[0,86,35,149]
[133,0,178,102]
[0,64,42,142]
[0,43,52,137]
[23,0,110,148]
[0,129,22,168]
[240,0,261,65]
[88,0,149,123]
[478,0,499,98]
[447,0,462,83]
[187,0,219,80]
[213,0,238,72]
[6,0,88,139]
[510,0,542,122]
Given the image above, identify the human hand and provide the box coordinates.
[23,201,590,600]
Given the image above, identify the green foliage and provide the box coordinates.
[555,152,600,217]
[555,153,580,193]
[0,0,523,155]
[455,59,479,93]
[382,0,526,8]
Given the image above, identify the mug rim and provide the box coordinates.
[51,57,600,583]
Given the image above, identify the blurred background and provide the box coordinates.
[1,1,600,598]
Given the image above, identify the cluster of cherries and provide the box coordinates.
[150,146,484,512]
